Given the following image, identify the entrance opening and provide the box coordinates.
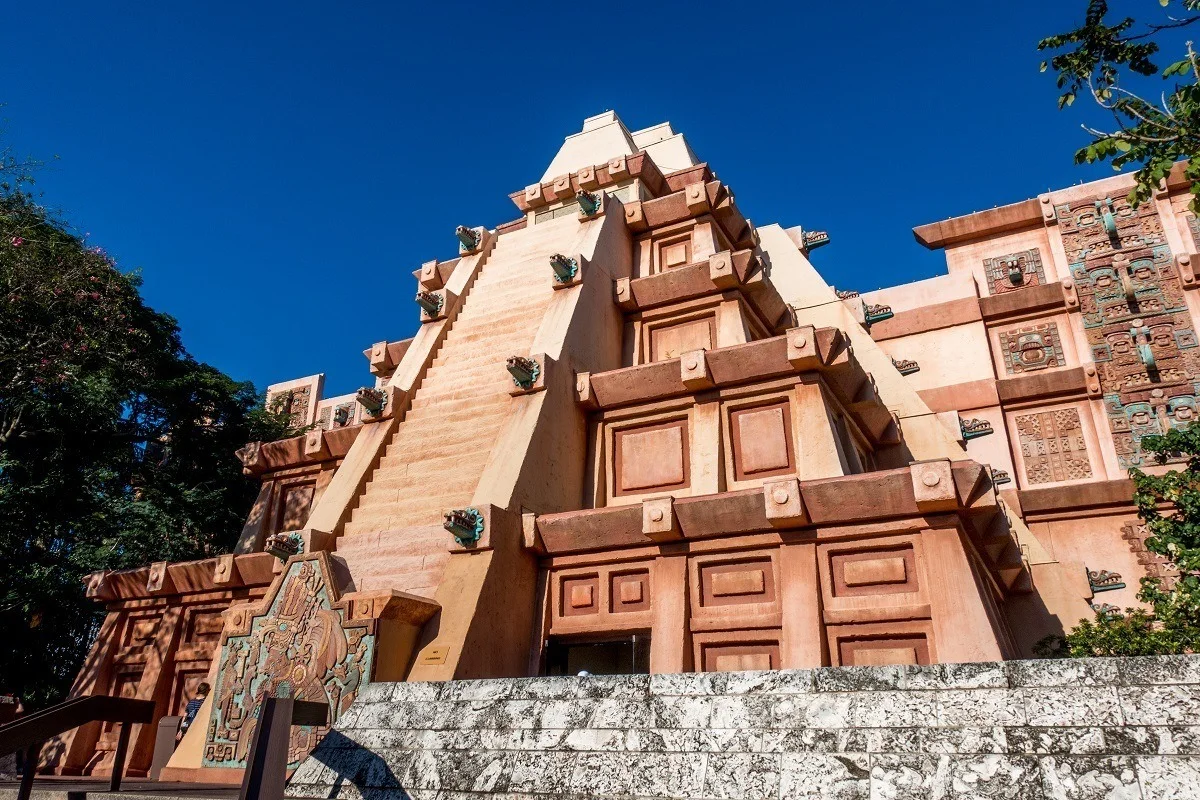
[544,634,650,676]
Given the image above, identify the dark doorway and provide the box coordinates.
[544,634,650,676]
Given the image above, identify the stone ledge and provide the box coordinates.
[288,655,1200,800]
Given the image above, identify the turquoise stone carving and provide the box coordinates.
[550,253,579,283]
[961,417,994,440]
[863,302,894,325]
[506,355,540,389]
[416,290,444,317]
[455,225,480,251]
[443,507,485,546]
[576,189,601,217]
[355,387,386,416]
[1087,567,1126,593]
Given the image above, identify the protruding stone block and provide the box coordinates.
[614,277,635,310]
[786,325,820,370]
[708,251,738,288]
[1062,278,1079,308]
[680,349,713,391]
[304,429,330,459]
[419,259,444,290]
[524,183,545,207]
[551,173,572,200]
[642,497,680,541]
[685,181,710,215]
[368,341,394,374]
[521,511,544,553]
[238,441,264,475]
[577,164,599,190]
[85,570,113,601]
[763,478,806,526]
[623,200,647,231]
[575,371,597,408]
[1038,193,1057,224]
[299,527,335,553]
[608,154,629,180]
[1084,364,1102,396]
[213,554,239,586]
[147,561,174,594]
[910,459,958,512]
[1179,253,1197,287]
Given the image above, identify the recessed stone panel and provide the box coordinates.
[561,575,599,617]
[649,316,716,362]
[701,641,780,672]
[614,420,690,495]
[830,546,917,597]
[700,559,776,607]
[730,402,795,481]
[276,482,316,533]
[838,635,930,666]
[611,570,650,613]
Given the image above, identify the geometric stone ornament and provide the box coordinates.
[1016,408,1093,485]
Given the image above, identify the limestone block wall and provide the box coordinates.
[289,655,1200,799]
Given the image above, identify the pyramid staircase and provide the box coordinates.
[336,218,577,596]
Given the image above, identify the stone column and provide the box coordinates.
[650,554,690,673]
[779,542,824,668]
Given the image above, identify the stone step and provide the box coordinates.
[368,451,491,484]
[353,487,468,512]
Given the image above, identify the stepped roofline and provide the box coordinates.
[540,111,700,182]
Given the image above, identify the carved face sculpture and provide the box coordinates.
[1131,259,1156,283]
[1091,267,1116,291]
[1016,333,1047,367]
[1073,207,1100,229]
[1150,323,1175,354]
[1107,330,1135,360]
[1130,408,1153,427]
[1169,397,1197,424]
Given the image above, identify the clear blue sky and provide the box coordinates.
[5,1,1124,397]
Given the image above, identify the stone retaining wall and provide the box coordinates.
[288,655,1200,799]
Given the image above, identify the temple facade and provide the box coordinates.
[42,111,1195,782]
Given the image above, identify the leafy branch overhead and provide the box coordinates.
[0,140,299,707]
[1039,0,1200,210]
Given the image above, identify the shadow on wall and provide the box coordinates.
[294,730,408,800]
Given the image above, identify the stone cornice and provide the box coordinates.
[577,327,897,446]
[509,152,669,213]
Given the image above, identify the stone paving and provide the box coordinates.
[287,655,1200,799]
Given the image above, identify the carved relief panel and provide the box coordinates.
[1015,408,1093,485]
[1121,520,1180,590]
[203,555,374,770]
[998,322,1065,374]
[983,248,1046,295]
[1057,192,1200,468]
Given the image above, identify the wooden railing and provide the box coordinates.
[238,696,328,800]
[0,694,154,800]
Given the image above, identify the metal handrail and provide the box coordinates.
[0,694,155,800]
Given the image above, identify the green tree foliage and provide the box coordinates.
[1039,0,1200,210]
[1046,424,1200,657]
[0,144,297,707]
